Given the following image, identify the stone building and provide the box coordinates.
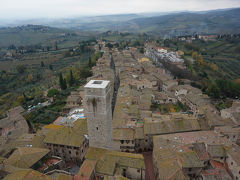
[113,128,135,153]
[85,147,145,180]
[226,146,240,180]
[84,80,113,150]
[0,106,28,138]
[215,126,240,144]
[162,80,178,92]
[152,131,233,180]
[177,93,210,116]
[44,119,88,164]
[221,101,240,125]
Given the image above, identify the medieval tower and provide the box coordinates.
[84,80,113,150]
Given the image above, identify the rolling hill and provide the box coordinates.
[32,8,240,36]
[0,25,93,47]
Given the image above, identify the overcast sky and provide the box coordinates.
[1,0,240,19]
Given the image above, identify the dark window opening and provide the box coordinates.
[123,169,126,177]
[93,81,103,85]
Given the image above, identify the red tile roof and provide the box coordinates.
[210,160,226,170]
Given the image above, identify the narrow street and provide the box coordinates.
[143,152,156,180]
[110,53,120,114]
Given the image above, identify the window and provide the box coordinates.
[231,162,234,166]
[69,151,71,154]
[120,140,124,144]
[96,127,98,130]
[137,169,140,173]
[126,140,130,144]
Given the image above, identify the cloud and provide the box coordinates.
[0,0,239,19]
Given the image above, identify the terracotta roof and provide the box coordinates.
[76,159,96,178]
[178,151,204,168]
[153,148,189,180]
[3,169,53,180]
[44,119,87,147]
[85,147,145,176]
[104,175,129,180]
[14,133,46,149]
[96,151,145,176]
[85,147,108,160]
[144,114,200,135]
[210,160,226,170]
[193,143,210,161]
[113,128,135,140]
[5,147,49,169]
[153,131,232,147]
[56,173,73,180]
[207,145,226,158]
[201,169,232,180]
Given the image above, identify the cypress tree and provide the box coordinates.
[63,79,67,90]
[88,57,92,68]
[69,70,75,87]
[59,73,67,90]
[41,61,45,67]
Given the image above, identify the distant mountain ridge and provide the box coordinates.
[37,8,239,36]
[123,8,240,36]
[0,8,240,37]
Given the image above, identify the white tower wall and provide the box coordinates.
[84,80,113,150]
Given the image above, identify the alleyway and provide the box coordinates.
[110,53,120,114]
[143,152,156,180]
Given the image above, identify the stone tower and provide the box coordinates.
[84,80,112,150]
